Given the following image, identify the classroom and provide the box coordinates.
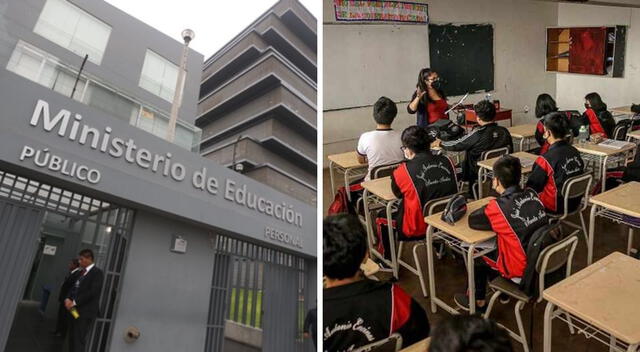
[322,0,640,351]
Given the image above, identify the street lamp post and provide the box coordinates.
[166,29,195,143]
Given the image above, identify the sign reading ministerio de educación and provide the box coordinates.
[18,99,304,249]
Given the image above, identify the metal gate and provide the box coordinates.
[262,261,300,351]
[0,170,134,352]
[0,199,44,351]
[205,234,312,352]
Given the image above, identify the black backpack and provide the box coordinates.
[427,119,465,141]
[519,222,563,296]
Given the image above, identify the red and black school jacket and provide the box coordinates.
[582,108,615,138]
[535,112,582,155]
[534,120,551,154]
[526,141,585,214]
[323,280,430,352]
[390,152,458,239]
[468,187,548,279]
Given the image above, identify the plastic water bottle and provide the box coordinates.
[578,125,589,143]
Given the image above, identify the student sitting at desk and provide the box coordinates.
[407,68,449,128]
[526,113,585,214]
[357,96,404,181]
[534,93,559,154]
[454,156,548,311]
[323,214,430,351]
[375,126,459,258]
[582,92,615,140]
[434,100,513,198]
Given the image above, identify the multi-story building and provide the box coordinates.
[196,0,317,206]
[0,1,316,352]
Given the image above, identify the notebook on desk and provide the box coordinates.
[598,139,633,150]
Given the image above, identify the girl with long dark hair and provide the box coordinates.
[582,92,615,139]
[407,68,448,127]
[534,93,559,154]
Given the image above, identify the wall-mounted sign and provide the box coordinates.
[334,0,429,24]
[21,99,304,229]
[170,235,187,254]
[43,244,57,256]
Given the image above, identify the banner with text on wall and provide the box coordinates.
[333,0,429,23]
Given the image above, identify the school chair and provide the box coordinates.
[353,333,403,352]
[547,173,593,246]
[483,229,580,352]
[473,146,511,199]
[398,192,460,297]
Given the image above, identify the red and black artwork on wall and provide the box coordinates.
[569,27,606,75]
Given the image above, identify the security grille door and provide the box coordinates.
[0,199,44,351]
[262,261,299,352]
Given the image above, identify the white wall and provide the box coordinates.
[323,0,559,166]
[555,3,640,111]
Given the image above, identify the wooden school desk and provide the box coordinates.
[627,129,640,142]
[611,106,635,123]
[574,141,636,193]
[328,151,368,201]
[424,197,495,315]
[361,176,431,297]
[508,124,538,152]
[543,252,640,352]
[476,152,537,199]
[361,177,399,278]
[587,181,640,265]
[399,337,431,352]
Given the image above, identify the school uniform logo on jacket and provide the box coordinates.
[415,162,453,187]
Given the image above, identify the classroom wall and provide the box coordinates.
[323,0,559,167]
[555,3,640,111]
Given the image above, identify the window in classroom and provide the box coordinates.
[33,0,112,65]
[139,50,179,102]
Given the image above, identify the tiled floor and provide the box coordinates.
[322,168,635,351]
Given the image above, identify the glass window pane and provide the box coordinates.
[34,0,111,65]
[71,15,111,64]
[175,125,193,150]
[6,46,42,82]
[34,0,79,49]
[137,107,155,132]
[139,50,178,102]
[85,82,139,122]
[152,116,168,138]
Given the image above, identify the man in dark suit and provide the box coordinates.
[52,258,81,337]
[64,249,104,352]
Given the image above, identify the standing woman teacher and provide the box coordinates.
[407,68,448,128]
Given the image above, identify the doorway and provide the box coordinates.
[0,170,134,352]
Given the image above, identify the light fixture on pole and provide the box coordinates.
[166,29,195,142]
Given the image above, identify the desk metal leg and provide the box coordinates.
[426,226,437,313]
[543,302,555,352]
[477,169,483,199]
[363,189,374,253]
[329,161,336,198]
[386,200,399,279]
[601,156,609,193]
[627,228,635,257]
[588,204,598,265]
[344,167,352,201]
[519,138,525,153]
[467,244,477,314]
